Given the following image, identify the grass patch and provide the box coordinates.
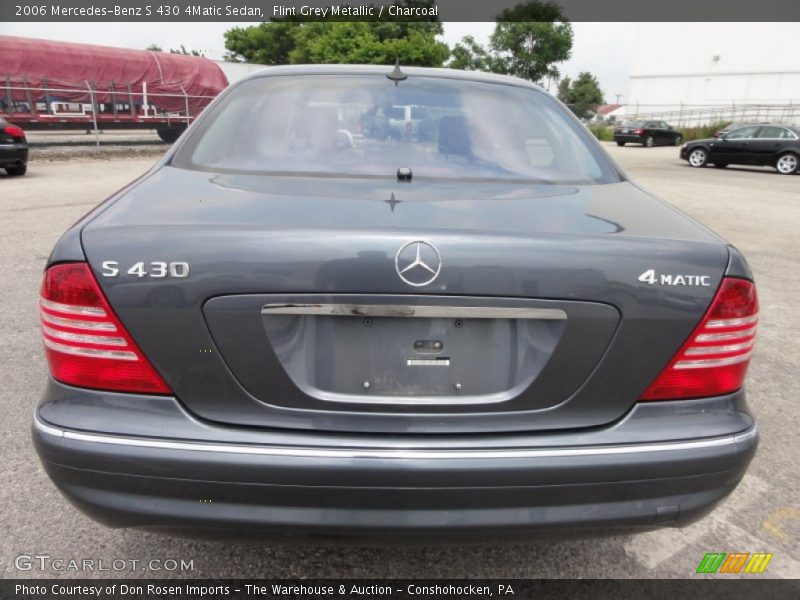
[588,123,614,141]
[678,121,731,142]
[588,120,732,143]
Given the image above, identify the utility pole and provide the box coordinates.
[615,94,622,105]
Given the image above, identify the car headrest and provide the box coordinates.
[295,106,339,144]
[438,116,471,156]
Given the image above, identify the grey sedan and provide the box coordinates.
[33,65,758,540]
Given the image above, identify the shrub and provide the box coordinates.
[679,121,731,142]
[587,120,731,144]
[588,123,613,141]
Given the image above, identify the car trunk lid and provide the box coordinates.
[80,167,729,433]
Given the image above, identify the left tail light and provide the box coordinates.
[39,262,172,394]
[640,277,758,401]
[3,124,25,140]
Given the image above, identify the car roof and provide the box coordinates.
[728,123,798,133]
[237,64,546,93]
[724,122,769,129]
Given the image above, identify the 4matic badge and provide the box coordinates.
[637,269,711,286]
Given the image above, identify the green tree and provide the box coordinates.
[447,1,572,86]
[289,22,448,66]
[224,22,299,64]
[449,35,494,72]
[489,21,572,84]
[223,1,448,67]
[557,72,605,119]
[145,44,163,52]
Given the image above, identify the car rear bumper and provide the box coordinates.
[33,380,758,540]
[0,142,28,167]
[614,134,644,143]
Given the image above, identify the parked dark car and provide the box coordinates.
[33,65,758,540]
[681,124,800,174]
[614,120,682,147]
[0,117,28,176]
[713,122,769,139]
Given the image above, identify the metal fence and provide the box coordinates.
[598,102,800,128]
[1,81,218,146]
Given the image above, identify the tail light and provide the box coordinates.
[3,124,25,140]
[39,263,172,394]
[634,128,643,135]
[640,277,758,401]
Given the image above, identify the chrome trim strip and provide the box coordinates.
[41,312,117,332]
[262,304,567,320]
[674,351,752,369]
[43,338,138,361]
[42,325,127,347]
[705,314,758,329]
[33,414,753,460]
[684,339,755,356]
[734,426,759,444]
[40,298,106,317]
[34,417,65,438]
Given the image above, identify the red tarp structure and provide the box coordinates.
[0,35,228,115]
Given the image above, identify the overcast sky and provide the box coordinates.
[0,22,634,101]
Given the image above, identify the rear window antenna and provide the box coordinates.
[386,58,408,86]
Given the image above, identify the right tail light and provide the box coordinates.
[3,124,25,140]
[640,277,758,401]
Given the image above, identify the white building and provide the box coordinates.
[624,23,800,125]
[214,60,266,84]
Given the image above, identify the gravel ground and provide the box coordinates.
[25,129,167,161]
[1,143,798,579]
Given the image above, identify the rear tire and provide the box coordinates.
[688,148,709,168]
[644,136,654,147]
[157,125,186,144]
[775,152,799,175]
[673,135,682,146]
[5,164,27,176]
[616,141,625,147]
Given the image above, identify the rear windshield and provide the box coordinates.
[621,121,644,127]
[173,74,619,184]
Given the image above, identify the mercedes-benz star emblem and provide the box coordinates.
[395,241,442,287]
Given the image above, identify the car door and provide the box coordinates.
[662,122,680,144]
[655,121,671,145]
[749,126,798,166]
[714,126,760,164]
[643,121,660,144]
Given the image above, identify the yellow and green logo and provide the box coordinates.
[696,552,773,574]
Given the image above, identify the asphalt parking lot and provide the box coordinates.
[1,143,798,579]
